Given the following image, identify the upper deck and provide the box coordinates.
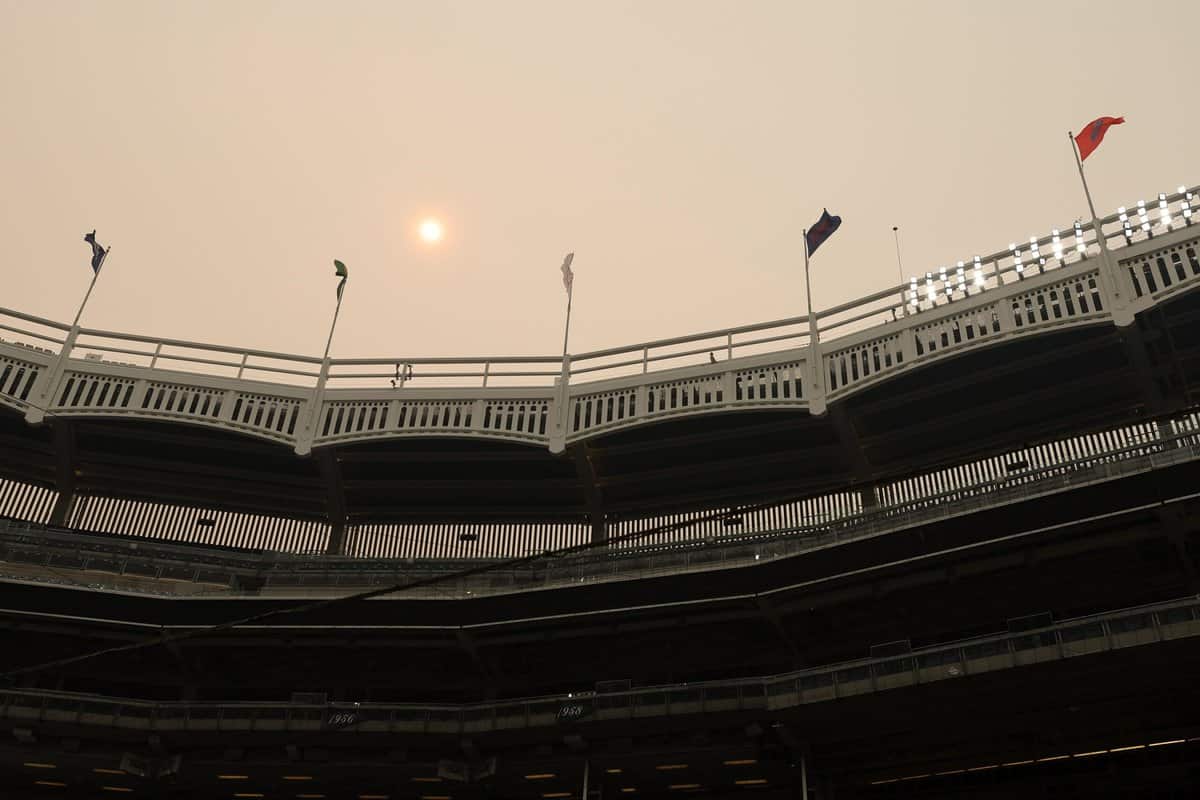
[1,185,1199,552]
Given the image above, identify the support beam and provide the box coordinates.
[1154,305,1195,408]
[317,449,348,556]
[455,629,498,695]
[162,638,196,690]
[828,404,877,508]
[1155,506,1200,593]
[753,595,803,668]
[571,444,607,544]
[1117,323,1170,416]
[48,421,77,527]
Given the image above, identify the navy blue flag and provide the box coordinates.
[805,210,842,257]
[83,230,107,274]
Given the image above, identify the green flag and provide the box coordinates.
[334,259,348,302]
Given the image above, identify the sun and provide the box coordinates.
[419,218,444,244]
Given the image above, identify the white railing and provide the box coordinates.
[1,184,1196,452]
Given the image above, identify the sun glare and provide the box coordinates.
[419,219,444,244]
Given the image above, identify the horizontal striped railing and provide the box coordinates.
[4,407,1200,595]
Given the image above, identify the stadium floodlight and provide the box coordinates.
[1137,200,1151,233]
[1051,229,1063,261]
[1118,207,1134,242]
[909,276,919,309]
[1179,187,1193,223]
[956,262,966,295]
[939,266,951,299]
[1010,243,1024,277]
[1029,236,1044,271]
[925,272,936,305]
[973,256,984,287]
[1159,193,1172,228]
[1074,221,1087,255]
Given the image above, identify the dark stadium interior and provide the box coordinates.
[3,285,1200,797]
[4,455,1200,700]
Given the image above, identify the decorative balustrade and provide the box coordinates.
[312,392,554,447]
[825,331,908,398]
[1009,270,1106,328]
[0,183,1196,452]
[874,185,1197,321]
[140,380,225,421]
[566,353,810,442]
[569,384,642,437]
[0,351,44,413]
[732,358,807,405]
[226,391,305,443]
[54,370,139,412]
[1122,235,1200,303]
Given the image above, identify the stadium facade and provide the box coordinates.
[1,185,1200,797]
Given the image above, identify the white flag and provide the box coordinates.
[560,252,574,295]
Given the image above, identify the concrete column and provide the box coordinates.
[295,357,331,456]
[1154,418,1180,455]
[25,326,80,425]
[549,357,571,454]
[48,492,77,528]
[859,485,879,510]
[325,521,347,556]
[808,345,827,417]
[49,422,78,528]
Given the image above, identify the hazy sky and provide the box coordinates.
[2,1,1196,361]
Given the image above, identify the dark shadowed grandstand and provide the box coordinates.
[2,187,1200,798]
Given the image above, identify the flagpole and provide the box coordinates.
[1068,131,1130,320]
[892,226,905,315]
[322,291,344,362]
[551,256,575,455]
[70,248,107,329]
[802,229,825,415]
[299,269,346,456]
[802,230,817,342]
[26,243,108,424]
[561,285,573,361]
[1069,131,1105,245]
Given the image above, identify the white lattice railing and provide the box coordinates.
[312,391,554,447]
[1123,235,1200,303]
[41,364,311,446]
[821,265,1115,403]
[826,185,1195,331]
[0,350,46,413]
[566,351,811,441]
[1006,270,1107,331]
[0,183,1196,451]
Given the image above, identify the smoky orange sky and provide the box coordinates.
[2,1,1195,361]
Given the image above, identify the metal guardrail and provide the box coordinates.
[1,596,1196,734]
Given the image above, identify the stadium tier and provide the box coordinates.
[2,186,1200,797]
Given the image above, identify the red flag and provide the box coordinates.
[1075,116,1125,161]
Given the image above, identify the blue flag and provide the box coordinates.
[805,209,842,257]
[84,230,107,274]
